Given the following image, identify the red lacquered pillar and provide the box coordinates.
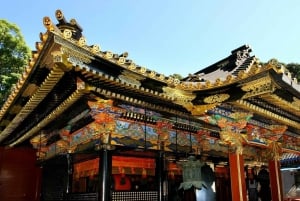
[229,151,247,201]
[268,159,283,201]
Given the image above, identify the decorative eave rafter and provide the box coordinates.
[260,94,300,117]
[71,64,192,116]
[0,32,52,122]
[9,86,88,147]
[240,75,274,99]
[234,99,300,130]
[76,65,175,102]
[0,65,65,143]
[90,86,190,118]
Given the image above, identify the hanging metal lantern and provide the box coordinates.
[178,155,205,190]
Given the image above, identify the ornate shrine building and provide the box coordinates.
[1,10,300,201]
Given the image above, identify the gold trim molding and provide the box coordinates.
[235,99,300,129]
[241,76,274,98]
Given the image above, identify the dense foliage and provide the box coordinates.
[0,19,31,107]
[260,59,300,81]
[285,63,300,81]
[169,73,183,80]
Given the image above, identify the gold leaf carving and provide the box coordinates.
[162,87,195,106]
[77,37,87,47]
[203,94,230,104]
[91,45,100,54]
[292,97,300,109]
[63,29,72,39]
[187,104,217,115]
[241,77,274,98]
[266,141,282,160]
[43,16,60,33]
[52,50,73,71]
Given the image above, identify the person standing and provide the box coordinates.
[257,166,271,201]
[247,175,258,201]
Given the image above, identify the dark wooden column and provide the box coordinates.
[98,146,112,201]
[156,150,165,201]
[66,153,73,194]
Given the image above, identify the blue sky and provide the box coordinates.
[1,1,300,76]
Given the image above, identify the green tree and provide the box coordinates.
[286,63,300,81]
[169,73,183,80]
[264,59,300,81]
[0,19,31,107]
